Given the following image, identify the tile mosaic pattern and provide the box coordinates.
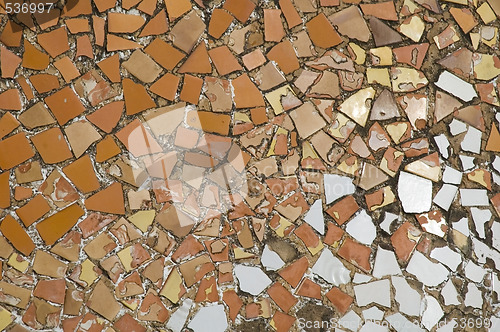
[0,0,500,330]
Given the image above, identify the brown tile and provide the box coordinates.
[267,40,300,74]
[208,8,233,38]
[123,78,156,115]
[360,1,398,20]
[37,204,85,245]
[326,195,359,225]
[106,34,143,51]
[87,101,124,133]
[267,282,297,313]
[29,74,60,94]
[108,12,145,33]
[0,133,34,169]
[326,287,353,314]
[44,86,85,125]
[279,0,302,28]
[15,194,50,227]
[223,0,255,22]
[0,215,35,256]
[209,46,242,76]
[170,11,205,53]
[62,154,100,194]
[296,278,321,299]
[139,9,168,37]
[180,74,203,105]
[150,73,180,101]
[138,289,169,322]
[88,279,122,321]
[31,128,72,164]
[33,279,65,304]
[223,289,243,322]
[50,230,81,262]
[0,45,21,78]
[278,256,308,288]
[178,41,212,74]
[85,182,125,215]
[97,53,121,82]
[64,120,102,158]
[0,21,22,47]
[270,311,295,332]
[145,38,185,71]
[54,56,80,82]
[14,186,32,201]
[114,314,146,332]
[337,237,372,272]
[0,89,21,111]
[306,13,342,49]
[0,171,9,209]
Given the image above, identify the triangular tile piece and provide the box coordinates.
[370,89,400,120]
[455,105,484,131]
[85,182,125,214]
[357,163,388,191]
[232,74,265,109]
[106,34,143,52]
[178,41,212,74]
[434,90,463,123]
[369,17,402,47]
[97,53,121,82]
[123,78,156,115]
[1,45,22,78]
[486,124,500,152]
[437,48,473,79]
[393,43,429,69]
[122,0,141,10]
[139,9,168,37]
[86,101,124,133]
[137,0,157,15]
[414,0,440,13]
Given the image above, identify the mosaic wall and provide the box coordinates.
[0,0,500,330]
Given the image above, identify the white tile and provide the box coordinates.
[359,321,389,332]
[373,246,402,278]
[346,210,376,245]
[492,221,500,251]
[406,251,449,286]
[188,304,228,332]
[434,134,451,159]
[459,154,475,171]
[362,306,385,321]
[167,299,193,332]
[449,119,467,135]
[493,172,500,185]
[391,276,421,316]
[261,245,285,271]
[472,237,500,268]
[493,156,500,173]
[464,261,487,283]
[464,283,483,309]
[398,171,432,213]
[354,279,391,308]
[452,217,469,237]
[471,207,492,239]
[338,310,362,332]
[304,199,325,234]
[379,212,398,235]
[433,184,458,211]
[441,279,460,306]
[430,246,462,271]
[442,166,462,184]
[420,295,444,331]
[234,265,272,295]
[324,174,355,204]
[386,313,426,332]
[437,320,457,332]
[435,71,477,102]
[460,188,489,206]
[353,273,372,284]
[461,126,482,154]
[312,248,351,286]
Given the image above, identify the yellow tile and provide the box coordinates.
[481,26,498,48]
[121,298,140,310]
[160,268,184,304]
[348,42,366,65]
[399,15,425,42]
[477,2,496,23]
[369,47,393,66]
[117,246,134,272]
[128,210,155,232]
[338,87,376,126]
[0,306,13,331]
[80,259,100,287]
[473,53,500,80]
[366,68,391,87]
[233,246,255,259]
[7,253,29,272]
[265,85,297,115]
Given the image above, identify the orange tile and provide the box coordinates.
[76,35,94,59]
[271,311,295,332]
[180,74,203,105]
[337,237,372,272]
[108,12,145,33]
[16,194,51,227]
[0,89,21,111]
[145,38,185,70]
[44,86,85,125]
[31,128,73,164]
[85,182,125,215]
[139,9,168,37]
[208,46,242,76]
[16,76,34,100]
[86,101,123,133]
[208,9,233,38]
[37,27,69,58]
[264,9,285,42]
[37,204,85,246]
[0,21,22,47]
[223,0,255,22]
[14,186,32,201]
[278,256,309,288]
[106,34,143,51]
[62,154,100,194]
[94,0,116,12]
[326,287,353,314]
[29,74,60,93]
[242,49,266,71]
[0,133,35,169]
[306,13,342,49]
[296,278,321,299]
[267,40,300,74]
[222,289,243,322]
[137,0,157,15]
[54,57,81,82]
[326,195,359,225]
[0,45,22,78]
[150,73,180,101]
[97,53,121,82]
[267,282,297,313]
[0,171,10,208]
[178,41,212,74]
[232,74,266,109]
[115,119,162,157]
[123,78,156,115]
[360,1,398,21]
[0,215,35,256]
[164,0,191,20]
[62,0,92,16]
[93,15,106,46]
[186,110,231,135]
[65,18,90,33]
[95,135,121,162]
[278,0,302,28]
[0,112,20,139]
